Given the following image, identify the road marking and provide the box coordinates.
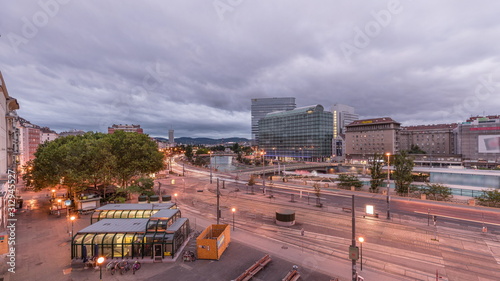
[485,240,500,265]
[414,211,500,227]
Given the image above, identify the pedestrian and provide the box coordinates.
[301,228,305,236]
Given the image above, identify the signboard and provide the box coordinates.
[361,121,373,124]
[349,246,359,260]
[478,135,500,153]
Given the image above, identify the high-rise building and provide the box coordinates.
[331,104,359,160]
[169,129,174,145]
[331,104,359,138]
[108,124,144,134]
[258,105,333,162]
[251,97,296,144]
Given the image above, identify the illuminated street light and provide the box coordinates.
[174,193,178,204]
[70,216,76,238]
[231,207,236,231]
[358,237,365,271]
[97,256,105,281]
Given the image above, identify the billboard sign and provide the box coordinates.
[478,135,500,153]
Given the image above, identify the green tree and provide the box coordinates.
[393,151,415,196]
[337,174,363,190]
[24,131,164,199]
[247,175,256,194]
[369,153,385,193]
[420,183,453,201]
[313,183,322,207]
[477,189,500,207]
[408,145,426,154]
[24,135,90,196]
[128,177,156,197]
[184,145,194,161]
[108,130,165,188]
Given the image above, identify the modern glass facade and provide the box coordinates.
[258,105,333,161]
[251,97,296,143]
[90,203,177,224]
[72,205,189,260]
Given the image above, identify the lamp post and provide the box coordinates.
[51,189,56,199]
[209,151,213,184]
[358,237,364,271]
[261,150,266,189]
[386,152,391,220]
[97,256,104,281]
[174,193,178,204]
[70,216,75,238]
[231,207,236,231]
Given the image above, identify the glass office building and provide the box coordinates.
[251,97,296,143]
[258,105,333,162]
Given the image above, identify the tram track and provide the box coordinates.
[174,164,500,280]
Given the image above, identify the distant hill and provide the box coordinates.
[153,137,250,145]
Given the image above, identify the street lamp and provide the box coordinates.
[97,256,105,281]
[261,150,266,189]
[174,193,178,204]
[358,237,364,271]
[51,189,56,199]
[70,216,75,238]
[209,151,213,184]
[231,207,236,231]
[386,152,391,220]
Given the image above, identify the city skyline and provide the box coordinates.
[1,1,500,139]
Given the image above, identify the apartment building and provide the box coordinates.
[345,117,401,161]
[108,124,144,134]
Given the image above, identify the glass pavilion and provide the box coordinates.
[72,205,189,260]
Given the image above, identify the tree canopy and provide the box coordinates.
[23,131,165,197]
[369,153,385,193]
[337,174,363,190]
[392,150,415,196]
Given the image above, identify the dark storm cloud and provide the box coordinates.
[1,0,500,139]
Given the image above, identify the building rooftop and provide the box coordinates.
[96,203,176,211]
[266,105,324,118]
[347,117,400,127]
[78,218,149,233]
[402,123,458,131]
[150,208,180,219]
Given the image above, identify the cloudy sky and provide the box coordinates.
[1,1,499,139]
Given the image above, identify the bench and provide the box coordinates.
[342,207,352,213]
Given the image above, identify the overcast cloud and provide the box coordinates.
[1,0,499,139]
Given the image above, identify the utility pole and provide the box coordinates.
[351,195,358,281]
[386,152,391,220]
[209,151,213,184]
[216,178,220,224]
